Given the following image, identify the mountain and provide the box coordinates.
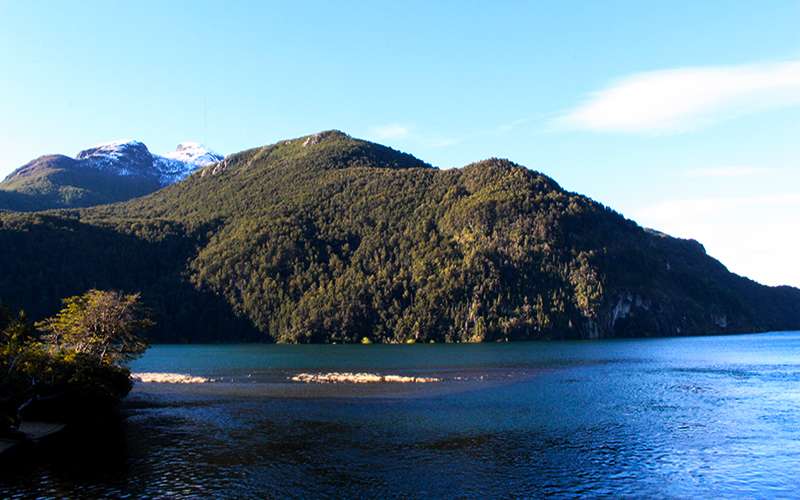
[0,140,222,211]
[161,142,224,169]
[0,130,798,343]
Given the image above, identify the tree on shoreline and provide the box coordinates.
[1,290,152,438]
[0,304,37,434]
[36,289,152,365]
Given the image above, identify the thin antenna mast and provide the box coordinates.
[203,96,208,145]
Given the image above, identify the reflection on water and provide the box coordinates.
[3,332,800,497]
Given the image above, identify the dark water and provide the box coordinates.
[3,332,800,498]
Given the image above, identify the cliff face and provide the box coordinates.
[0,131,798,342]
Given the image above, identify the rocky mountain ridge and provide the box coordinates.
[0,140,222,211]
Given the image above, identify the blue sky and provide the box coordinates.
[1,1,799,286]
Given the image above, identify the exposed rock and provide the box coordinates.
[302,130,349,147]
[713,314,728,329]
[132,372,214,384]
[290,372,441,384]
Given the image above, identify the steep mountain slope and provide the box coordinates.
[0,130,798,343]
[0,140,222,211]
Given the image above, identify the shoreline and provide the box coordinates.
[126,367,548,403]
[137,329,800,346]
[0,422,67,463]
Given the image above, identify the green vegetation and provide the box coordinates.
[1,130,799,343]
[0,291,150,437]
[36,290,151,364]
[0,155,161,211]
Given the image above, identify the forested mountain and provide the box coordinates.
[1,130,798,343]
[0,140,221,211]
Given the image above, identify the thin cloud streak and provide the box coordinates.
[557,60,800,133]
[426,115,543,149]
[638,193,800,219]
[369,124,411,140]
[683,165,779,178]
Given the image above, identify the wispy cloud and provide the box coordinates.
[494,117,532,134]
[427,137,462,148]
[425,116,540,149]
[369,124,411,140]
[637,193,800,219]
[557,60,800,133]
[683,165,777,179]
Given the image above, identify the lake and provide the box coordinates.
[3,332,800,498]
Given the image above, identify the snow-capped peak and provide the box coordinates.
[66,139,222,186]
[161,142,223,168]
[89,138,142,149]
[75,140,153,178]
[76,139,148,161]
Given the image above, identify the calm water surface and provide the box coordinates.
[3,332,800,498]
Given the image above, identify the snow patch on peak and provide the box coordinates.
[162,142,223,168]
[53,139,223,186]
[154,141,224,185]
[90,138,142,149]
[78,139,146,155]
[76,139,150,162]
[75,140,153,177]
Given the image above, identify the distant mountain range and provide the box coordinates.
[0,140,222,211]
[1,130,798,343]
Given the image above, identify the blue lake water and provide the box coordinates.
[3,332,800,498]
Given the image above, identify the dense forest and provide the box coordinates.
[1,130,799,343]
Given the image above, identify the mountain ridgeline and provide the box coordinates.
[1,131,798,343]
[0,140,222,211]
